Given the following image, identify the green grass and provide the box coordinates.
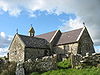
[30,72,40,75]
[30,67,100,75]
[44,67,100,75]
[57,58,71,68]
[30,59,100,75]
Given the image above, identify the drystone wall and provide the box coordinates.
[15,54,57,75]
[80,53,100,66]
[71,53,100,68]
[16,63,25,75]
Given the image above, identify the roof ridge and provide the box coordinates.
[62,27,83,34]
[16,33,25,36]
[18,34,47,40]
[16,33,49,48]
[36,30,58,36]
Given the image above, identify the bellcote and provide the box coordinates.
[29,26,35,36]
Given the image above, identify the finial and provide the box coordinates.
[31,24,32,27]
[83,22,87,29]
[83,22,85,26]
[16,28,18,34]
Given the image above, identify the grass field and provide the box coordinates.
[30,67,100,75]
[30,59,100,75]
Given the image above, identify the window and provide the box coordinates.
[63,45,69,54]
[14,51,17,55]
[64,45,69,50]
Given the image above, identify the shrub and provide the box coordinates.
[0,61,16,75]
[0,58,4,73]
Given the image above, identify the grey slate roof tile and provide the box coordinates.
[18,34,50,49]
[35,30,57,42]
[57,28,83,45]
[36,28,83,45]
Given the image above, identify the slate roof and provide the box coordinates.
[57,28,83,45]
[36,28,83,46]
[16,28,83,48]
[36,30,57,42]
[18,34,50,49]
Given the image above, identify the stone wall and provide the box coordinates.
[9,35,25,62]
[16,63,25,75]
[54,45,65,54]
[71,54,82,68]
[54,43,78,55]
[24,54,57,73]
[78,28,95,56]
[71,53,100,68]
[25,48,50,61]
[80,53,100,67]
[68,43,78,54]
[54,28,95,57]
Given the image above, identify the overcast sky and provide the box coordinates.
[0,0,100,56]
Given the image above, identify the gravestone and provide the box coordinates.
[16,63,25,75]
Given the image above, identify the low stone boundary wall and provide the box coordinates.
[16,54,57,75]
[71,53,100,68]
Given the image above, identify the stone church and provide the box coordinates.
[9,26,95,62]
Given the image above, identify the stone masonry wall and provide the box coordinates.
[54,43,78,55]
[25,48,50,61]
[78,28,95,56]
[24,54,57,73]
[9,35,25,62]
[54,45,65,54]
[71,53,100,68]
[68,43,78,54]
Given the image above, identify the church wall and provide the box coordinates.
[54,43,78,55]
[54,45,65,54]
[25,48,50,61]
[9,35,25,62]
[78,28,95,56]
[54,28,95,56]
[68,43,78,54]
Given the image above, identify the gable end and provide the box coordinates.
[8,34,26,50]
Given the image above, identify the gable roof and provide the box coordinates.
[18,34,50,49]
[36,30,57,42]
[36,27,84,46]
[57,28,83,45]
